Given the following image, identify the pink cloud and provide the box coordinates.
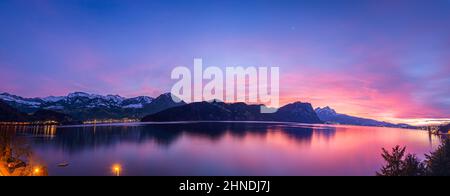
[279,44,449,123]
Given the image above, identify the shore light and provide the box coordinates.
[112,164,121,176]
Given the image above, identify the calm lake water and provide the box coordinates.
[1,122,441,176]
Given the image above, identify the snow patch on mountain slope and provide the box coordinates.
[44,105,65,110]
[0,93,41,106]
[1,92,159,110]
[122,103,143,108]
[42,96,66,102]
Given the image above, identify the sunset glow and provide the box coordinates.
[0,0,449,125]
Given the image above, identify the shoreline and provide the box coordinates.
[0,120,440,132]
[0,120,421,131]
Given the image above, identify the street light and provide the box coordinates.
[112,164,121,176]
[33,167,41,176]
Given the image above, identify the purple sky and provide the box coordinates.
[0,0,449,124]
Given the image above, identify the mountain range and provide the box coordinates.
[0,99,78,124]
[0,91,415,128]
[0,92,184,121]
[142,101,322,123]
[315,106,414,128]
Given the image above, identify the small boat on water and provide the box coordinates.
[57,162,69,167]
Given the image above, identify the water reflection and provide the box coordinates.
[17,123,335,154]
[0,122,440,176]
[15,125,57,138]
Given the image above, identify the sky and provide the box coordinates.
[0,0,449,125]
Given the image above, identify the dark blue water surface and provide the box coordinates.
[1,122,440,176]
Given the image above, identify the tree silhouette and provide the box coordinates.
[402,154,426,176]
[377,145,425,176]
[425,139,450,176]
[378,138,450,176]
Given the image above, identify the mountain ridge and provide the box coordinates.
[1,92,415,128]
[0,92,184,121]
[142,101,323,124]
[315,106,415,128]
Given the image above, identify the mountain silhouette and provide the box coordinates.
[142,101,322,123]
[1,100,78,124]
[30,109,80,124]
[0,100,28,122]
[315,106,414,128]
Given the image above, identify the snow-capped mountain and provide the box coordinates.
[121,96,154,108]
[0,92,147,110]
[0,93,42,106]
[42,95,66,103]
[0,93,44,112]
[0,92,183,120]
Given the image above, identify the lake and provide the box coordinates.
[0,122,441,176]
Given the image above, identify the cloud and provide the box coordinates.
[279,40,450,123]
